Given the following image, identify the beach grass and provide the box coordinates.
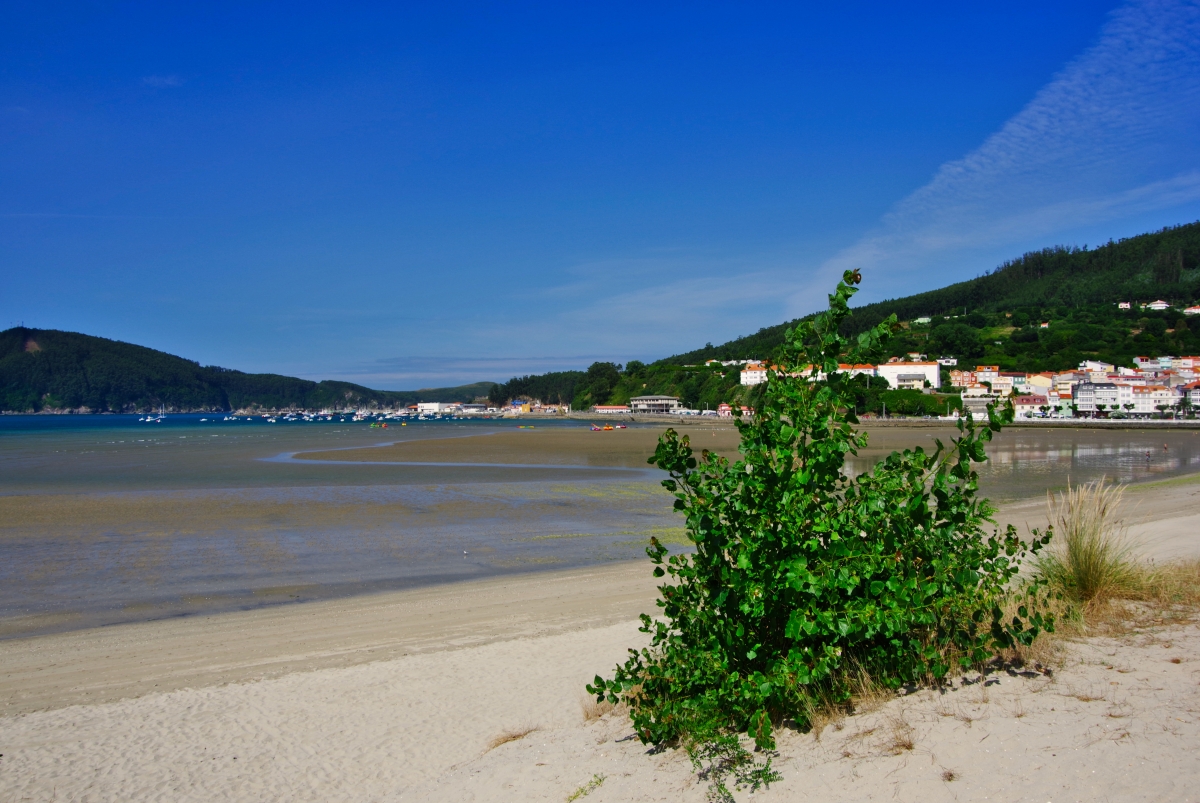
[485,725,540,751]
[1036,478,1140,606]
[1030,478,1200,638]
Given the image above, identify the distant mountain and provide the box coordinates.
[0,328,494,413]
[661,220,1200,365]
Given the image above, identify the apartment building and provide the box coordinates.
[1072,382,1118,414]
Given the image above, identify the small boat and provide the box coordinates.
[590,424,602,431]
[615,424,627,429]
[603,425,614,431]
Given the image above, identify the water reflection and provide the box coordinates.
[847,427,1200,499]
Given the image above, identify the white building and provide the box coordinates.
[629,395,682,414]
[1186,382,1200,406]
[961,385,997,418]
[1145,300,1171,311]
[740,363,768,386]
[417,402,458,414]
[875,361,940,390]
[1115,384,1179,416]
[836,363,878,378]
[1013,395,1050,418]
[593,405,630,414]
[1184,306,1200,316]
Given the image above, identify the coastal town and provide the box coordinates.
[723,353,1200,420]
[328,351,1200,422]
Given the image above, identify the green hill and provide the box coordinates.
[662,220,1200,365]
[0,328,494,413]
[483,219,1200,415]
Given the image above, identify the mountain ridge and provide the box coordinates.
[660,220,1200,366]
[0,327,493,413]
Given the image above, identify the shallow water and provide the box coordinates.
[2,414,1198,638]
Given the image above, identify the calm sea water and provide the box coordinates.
[2,414,1198,638]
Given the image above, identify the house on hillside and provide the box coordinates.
[836,363,877,378]
[949,369,976,388]
[740,363,768,386]
[1145,300,1171,311]
[876,361,940,390]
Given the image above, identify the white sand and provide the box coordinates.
[2,478,1199,802]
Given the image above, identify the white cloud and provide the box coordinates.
[794,0,1200,312]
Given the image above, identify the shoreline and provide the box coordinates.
[0,560,659,717]
[3,471,1196,717]
[1,476,1198,801]
[3,466,1196,645]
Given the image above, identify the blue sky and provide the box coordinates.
[4,2,1200,389]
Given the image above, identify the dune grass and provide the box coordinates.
[1032,477,1200,636]
[1035,478,1140,606]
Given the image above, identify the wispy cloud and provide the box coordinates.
[794,0,1200,312]
[311,354,608,389]
[142,74,184,88]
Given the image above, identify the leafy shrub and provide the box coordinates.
[589,271,1053,772]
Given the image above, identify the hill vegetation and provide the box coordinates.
[664,220,1200,365]
[489,220,1200,414]
[0,328,493,413]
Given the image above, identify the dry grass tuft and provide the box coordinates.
[797,661,899,739]
[941,768,958,782]
[486,724,540,751]
[883,713,915,755]
[580,694,616,722]
[801,697,846,740]
[847,664,893,714]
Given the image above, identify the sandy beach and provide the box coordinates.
[2,472,1198,801]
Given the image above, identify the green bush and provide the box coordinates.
[589,271,1053,786]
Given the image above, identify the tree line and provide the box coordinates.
[0,327,493,413]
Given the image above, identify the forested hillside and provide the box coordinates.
[664,220,1200,365]
[487,220,1200,414]
[0,328,493,413]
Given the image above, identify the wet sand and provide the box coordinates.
[296,425,742,467]
[0,473,1197,802]
[4,422,1199,639]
